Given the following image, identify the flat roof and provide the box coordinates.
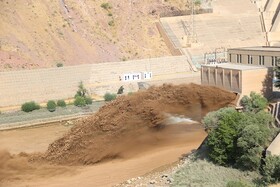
[201,63,267,71]
[229,46,280,52]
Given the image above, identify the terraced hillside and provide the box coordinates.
[0,0,190,70]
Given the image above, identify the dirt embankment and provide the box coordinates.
[39,84,236,166]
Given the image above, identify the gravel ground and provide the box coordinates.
[0,101,105,127]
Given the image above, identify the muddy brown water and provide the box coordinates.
[0,84,235,186]
[0,121,206,187]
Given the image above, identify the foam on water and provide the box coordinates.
[163,113,197,125]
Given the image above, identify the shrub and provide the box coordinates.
[117,86,124,94]
[47,100,56,112]
[101,2,112,10]
[74,96,86,107]
[104,92,117,101]
[57,100,66,107]
[108,20,115,26]
[85,96,93,105]
[56,62,63,67]
[21,101,40,112]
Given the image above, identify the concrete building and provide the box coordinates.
[228,46,280,67]
[201,63,273,98]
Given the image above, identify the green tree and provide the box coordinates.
[236,124,269,170]
[240,92,268,113]
[205,107,275,170]
[202,107,236,132]
[262,155,280,184]
[75,81,87,98]
[207,109,242,165]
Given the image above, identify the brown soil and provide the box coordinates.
[41,83,236,165]
[0,84,236,186]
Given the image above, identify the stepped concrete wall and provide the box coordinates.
[159,0,266,64]
[0,56,199,107]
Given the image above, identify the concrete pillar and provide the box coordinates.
[215,67,218,85]
[240,71,242,92]
[230,70,232,89]
[201,67,203,83]
[208,67,210,84]
[222,69,224,86]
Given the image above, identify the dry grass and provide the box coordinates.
[172,159,261,187]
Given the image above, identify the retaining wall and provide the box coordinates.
[0,56,199,107]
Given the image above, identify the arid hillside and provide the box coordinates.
[0,0,190,70]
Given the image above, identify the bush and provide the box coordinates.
[47,100,56,112]
[117,86,124,94]
[56,63,63,67]
[74,96,86,107]
[85,96,93,105]
[104,92,117,101]
[57,100,66,107]
[21,101,40,112]
[108,20,115,26]
[101,2,112,10]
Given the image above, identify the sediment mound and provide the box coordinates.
[43,84,236,165]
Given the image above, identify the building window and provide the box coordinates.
[236,54,242,63]
[229,54,232,62]
[273,57,279,66]
[248,55,253,64]
[259,55,264,65]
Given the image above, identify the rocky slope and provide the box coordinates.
[0,0,190,70]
